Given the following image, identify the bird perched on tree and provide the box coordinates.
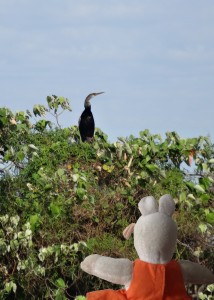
[78,92,104,142]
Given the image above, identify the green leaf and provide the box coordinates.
[145,155,151,163]
[49,203,61,217]
[35,120,49,132]
[0,108,8,118]
[146,164,159,173]
[199,194,210,204]
[102,164,114,173]
[33,105,47,117]
[179,192,186,203]
[198,292,206,300]
[150,141,158,153]
[187,194,195,200]
[5,281,17,293]
[140,129,149,137]
[194,184,205,193]
[206,212,214,224]
[76,188,86,199]
[208,176,214,183]
[58,96,66,105]
[29,214,40,231]
[207,284,214,293]
[17,151,25,161]
[28,144,39,150]
[56,278,66,289]
[186,181,195,190]
[124,142,132,154]
[72,174,79,182]
[140,171,149,179]
[202,163,209,172]
[199,177,212,190]
[57,168,65,177]
[198,223,207,233]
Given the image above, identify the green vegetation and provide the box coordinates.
[0,96,213,299]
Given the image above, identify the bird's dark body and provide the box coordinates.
[78,92,104,142]
[79,106,95,142]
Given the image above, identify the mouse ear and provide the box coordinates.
[159,194,175,216]
[138,196,158,216]
[123,223,135,240]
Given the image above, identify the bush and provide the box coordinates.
[0,99,213,298]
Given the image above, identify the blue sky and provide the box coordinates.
[1,0,214,142]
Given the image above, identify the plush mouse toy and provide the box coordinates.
[81,194,214,299]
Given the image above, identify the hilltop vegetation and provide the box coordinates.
[0,96,213,299]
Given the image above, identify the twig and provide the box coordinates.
[176,239,200,263]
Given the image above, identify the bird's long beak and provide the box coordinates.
[94,92,104,96]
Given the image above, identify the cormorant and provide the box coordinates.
[78,92,104,142]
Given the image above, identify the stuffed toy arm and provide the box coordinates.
[81,254,133,286]
[180,260,214,284]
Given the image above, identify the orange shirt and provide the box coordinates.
[86,259,192,300]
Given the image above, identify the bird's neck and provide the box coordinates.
[84,102,91,110]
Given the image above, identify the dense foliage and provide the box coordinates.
[0,97,213,299]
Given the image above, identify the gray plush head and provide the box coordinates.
[126,194,177,264]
